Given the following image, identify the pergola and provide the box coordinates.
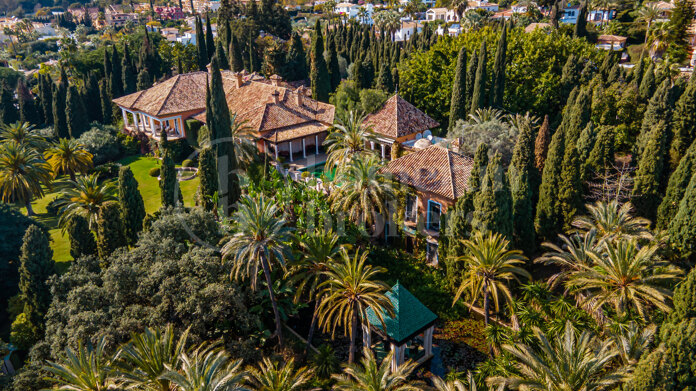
[363,282,437,371]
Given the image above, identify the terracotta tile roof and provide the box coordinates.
[261,122,327,142]
[113,71,210,117]
[381,145,473,200]
[363,95,439,139]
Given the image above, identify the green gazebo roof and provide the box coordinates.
[366,282,438,344]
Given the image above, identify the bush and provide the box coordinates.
[181,159,195,168]
[45,198,61,216]
[91,162,122,179]
[10,313,38,351]
[149,167,160,177]
[117,132,139,156]
[77,126,122,165]
[301,171,310,178]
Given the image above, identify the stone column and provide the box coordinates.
[390,343,399,372]
[302,138,306,159]
[424,326,435,356]
[381,144,386,159]
[315,135,319,155]
[289,141,294,162]
[121,109,129,127]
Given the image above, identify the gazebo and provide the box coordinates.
[363,282,438,371]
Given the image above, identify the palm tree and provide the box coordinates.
[635,3,661,43]
[244,358,313,391]
[432,372,477,391]
[44,337,117,391]
[324,110,377,172]
[211,113,257,168]
[451,0,468,21]
[453,232,531,327]
[646,22,670,58]
[0,141,53,216]
[317,248,393,364]
[329,155,397,235]
[55,174,117,230]
[572,201,653,241]
[0,121,46,150]
[489,322,626,391]
[222,194,293,348]
[537,230,600,290]
[116,325,189,391]
[564,239,682,319]
[45,138,94,182]
[607,321,656,365]
[287,229,344,351]
[161,344,246,391]
[332,347,422,391]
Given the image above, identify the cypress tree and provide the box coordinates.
[110,46,123,98]
[658,138,696,229]
[327,36,341,92]
[216,39,229,70]
[205,13,215,62]
[17,80,39,125]
[103,47,112,85]
[248,34,260,73]
[536,127,566,240]
[310,20,330,102]
[465,49,478,108]
[574,0,588,38]
[632,121,668,221]
[508,118,535,254]
[669,71,696,170]
[669,172,696,258]
[122,45,137,95]
[66,85,88,138]
[196,16,208,71]
[96,201,127,259]
[470,41,487,114]
[18,225,54,331]
[490,24,507,108]
[560,54,582,103]
[639,62,656,101]
[576,123,597,181]
[0,81,17,125]
[118,166,146,245]
[636,79,673,157]
[584,125,615,181]
[534,114,551,171]
[99,80,112,124]
[137,68,152,91]
[558,142,583,229]
[197,147,219,212]
[52,79,68,139]
[472,153,513,239]
[229,34,244,72]
[469,143,489,193]
[632,54,645,88]
[376,63,393,93]
[444,191,474,288]
[39,74,53,125]
[160,154,179,208]
[285,32,306,81]
[448,47,467,131]
[83,73,102,123]
[66,215,97,259]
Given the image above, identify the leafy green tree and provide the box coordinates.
[508,115,535,254]
[490,24,507,108]
[448,47,467,131]
[558,142,582,229]
[310,20,330,102]
[317,248,392,364]
[470,41,487,114]
[472,153,513,239]
[10,312,38,351]
[66,85,88,138]
[18,224,54,330]
[118,166,146,245]
[572,201,652,241]
[583,125,614,181]
[96,201,127,259]
[332,347,421,391]
[0,142,52,216]
[658,139,696,229]
[376,62,393,93]
[245,358,313,391]
[215,39,228,71]
[66,215,97,259]
[222,195,292,348]
[465,49,478,111]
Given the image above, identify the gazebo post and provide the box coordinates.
[424,325,435,356]
[362,323,371,348]
[390,343,399,372]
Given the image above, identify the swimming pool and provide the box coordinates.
[301,163,336,181]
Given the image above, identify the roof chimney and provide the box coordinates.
[270,74,281,87]
[295,86,304,106]
[271,90,280,104]
[234,72,243,88]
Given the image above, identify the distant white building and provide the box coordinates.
[400,0,436,8]
[394,20,421,41]
[335,2,375,24]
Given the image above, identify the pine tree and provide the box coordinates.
[18,225,54,330]
[508,119,535,254]
[632,121,668,221]
[122,44,137,95]
[96,201,127,259]
[574,0,588,38]
[472,153,513,239]
[83,73,102,123]
[669,71,696,170]
[0,81,17,125]
[534,114,551,171]
[118,166,146,246]
[66,215,97,259]
[99,80,112,124]
[197,146,218,212]
[17,80,39,125]
[470,41,487,114]
[53,77,68,138]
[196,16,208,71]
[469,143,489,193]
[110,46,123,98]
[229,34,244,72]
[536,127,566,240]
[448,46,467,131]
[327,36,341,92]
[310,20,330,102]
[205,13,215,62]
[658,138,696,229]
[66,85,88,138]
[137,68,152,91]
[490,24,507,108]
[639,62,656,101]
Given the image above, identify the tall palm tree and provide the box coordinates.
[161,344,246,391]
[0,141,52,216]
[324,110,377,172]
[55,174,117,230]
[222,194,293,348]
[646,22,670,58]
[45,138,94,182]
[244,358,313,391]
[451,0,469,21]
[44,337,117,391]
[211,113,257,168]
[635,3,661,43]
[329,155,396,235]
[572,201,653,241]
[287,229,344,351]
[538,230,601,290]
[453,232,531,327]
[317,248,393,364]
[116,325,189,391]
[489,322,625,391]
[332,347,422,391]
[432,372,477,391]
[0,121,46,150]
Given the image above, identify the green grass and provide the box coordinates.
[23,155,200,268]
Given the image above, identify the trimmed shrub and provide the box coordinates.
[182,159,196,168]
[91,162,122,180]
[77,126,122,165]
[149,167,160,177]
[117,132,139,156]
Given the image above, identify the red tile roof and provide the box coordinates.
[363,95,440,139]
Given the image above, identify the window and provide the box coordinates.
[426,242,438,264]
[426,200,441,232]
[405,194,418,223]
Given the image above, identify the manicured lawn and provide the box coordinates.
[23,155,200,268]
